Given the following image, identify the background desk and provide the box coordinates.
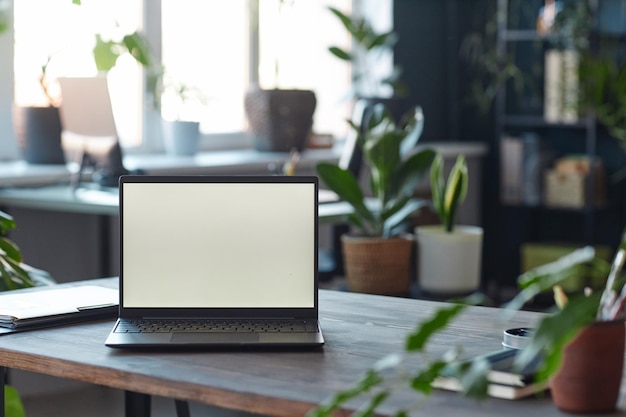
[0,185,358,282]
[0,278,598,417]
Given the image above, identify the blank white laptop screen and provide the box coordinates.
[122,182,316,309]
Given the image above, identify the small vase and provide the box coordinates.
[550,320,625,413]
[415,225,483,295]
[162,120,200,156]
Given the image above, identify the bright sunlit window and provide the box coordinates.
[13,0,353,151]
[13,0,143,147]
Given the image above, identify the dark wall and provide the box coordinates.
[393,0,494,143]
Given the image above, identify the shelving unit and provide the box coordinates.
[489,0,626,291]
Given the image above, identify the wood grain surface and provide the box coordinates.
[0,278,625,416]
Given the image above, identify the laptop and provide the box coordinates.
[105,175,324,348]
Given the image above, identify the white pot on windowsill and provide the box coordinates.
[161,119,200,156]
[415,225,483,295]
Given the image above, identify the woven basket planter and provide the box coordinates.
[341,235,414,296]
[244,88,316,152]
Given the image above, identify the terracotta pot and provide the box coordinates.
[551,320,625,413]
[341,235,413,296]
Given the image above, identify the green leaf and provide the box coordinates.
[406,303,467,352]
[316,163,375,230]
[364,31,396,50]
[515,292,601,382]
[429,154,445,222]
[5,385,25,417]
[505,246,596,312]
[411,361,448,394]
[0,237,23,263]
[399,107,425,155]
[123,32,152,67]
[307,369,382,417]
[92,34,120,72]
[328,7,356,35]
[442,155,468,232]
[390,149,436,198]
[0,211,16,234]
[353,391,389,417]
[328,46,351,61]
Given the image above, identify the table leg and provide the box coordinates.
[175,399,191,417]
[125,390,151,417]
[0,367,5,417]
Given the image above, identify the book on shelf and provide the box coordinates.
[544,49,580,124]
[500,134,550,206]
[433,348,547,400]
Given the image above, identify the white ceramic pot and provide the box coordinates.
[415,225,483,294]
[162,120,200,156]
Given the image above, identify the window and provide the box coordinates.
[10,0,355,153]
[13,0,143,147]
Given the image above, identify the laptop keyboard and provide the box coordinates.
[115,319,319,334]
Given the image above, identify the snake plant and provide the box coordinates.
[430,153,468,233]
[317,104,435,238]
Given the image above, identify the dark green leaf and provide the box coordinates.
[390,149,436,198]
[411,361,447,394]
[0,237,23,263]
[307,370,382,417]
[364,31,396,50]
[353,390,389,417]
[328,7,356,36]
[0,211,16,234]
[316,163,375,228]
[328,46,351,61]
[406,303,467,352]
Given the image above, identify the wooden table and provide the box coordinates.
[0,278,624,417]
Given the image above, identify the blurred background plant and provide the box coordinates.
[328,6,407,99]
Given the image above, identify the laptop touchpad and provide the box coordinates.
[171,333,260,343]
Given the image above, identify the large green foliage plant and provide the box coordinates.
[317,104,435,238]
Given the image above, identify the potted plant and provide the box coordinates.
[503,241,626,413]
[309,235,626,416]
[316,103,435,295]
[12,55,66,165]
[157,74,207,156]
[415,154,484,295]
[244,1,316,153]
[328,6,407,102]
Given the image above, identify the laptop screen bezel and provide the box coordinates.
[117,174,320,319]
